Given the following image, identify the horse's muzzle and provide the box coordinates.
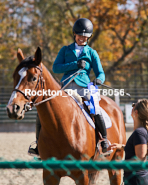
[6,104,25,120]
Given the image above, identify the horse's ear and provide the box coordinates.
[34,47,42,65]
[17,48,25,63]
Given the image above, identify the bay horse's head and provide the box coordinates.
[7,47,43,120]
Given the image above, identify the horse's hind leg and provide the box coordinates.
[108,169,122,185]
[43,169,61,185]
[88,172,99,185]
[88,173,95,185]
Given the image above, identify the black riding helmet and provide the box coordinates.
[73,18,93,37]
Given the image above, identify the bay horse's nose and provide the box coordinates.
[7,104,13,116]
[7,104,20,119]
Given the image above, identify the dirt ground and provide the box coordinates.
[0,131,132,185]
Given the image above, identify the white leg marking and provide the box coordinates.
[8,67,28,105]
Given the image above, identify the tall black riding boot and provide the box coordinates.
[94,114,109,153]
[28,114,41,156]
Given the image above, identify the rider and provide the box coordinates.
[28,18,109,156]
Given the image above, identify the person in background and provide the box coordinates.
[110,99,148,185]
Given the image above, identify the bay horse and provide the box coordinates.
[7,47,126,185]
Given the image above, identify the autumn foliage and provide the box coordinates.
[0,0,148,83]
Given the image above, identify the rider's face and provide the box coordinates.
[74,34,89,46]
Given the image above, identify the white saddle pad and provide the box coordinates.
[100,108,112,129]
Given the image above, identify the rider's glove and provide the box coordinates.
[77,60,86,69]
[93,78,102,86]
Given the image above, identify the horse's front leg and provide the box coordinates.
[43,169,61,185]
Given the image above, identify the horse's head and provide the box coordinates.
[7,47,43,120]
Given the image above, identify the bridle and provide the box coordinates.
[12,63,45,111]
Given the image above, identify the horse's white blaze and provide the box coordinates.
[7,67,28,105]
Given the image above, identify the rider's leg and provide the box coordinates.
[88,90,109,153]
[94,113,108,153]
[28,114,41,155]
[63,81,109,153]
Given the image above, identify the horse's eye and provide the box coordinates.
[32,77,37,81]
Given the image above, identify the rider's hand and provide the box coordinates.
[77,60,86,69]
[93,78,102,86]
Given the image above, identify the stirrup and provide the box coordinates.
[101,149,113,156]
[97,140,113,156]
[28,141,39,157]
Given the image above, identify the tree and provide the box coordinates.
[87,0,148,74]
[0,0,34,71]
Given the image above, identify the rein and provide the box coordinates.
[33,68,83,106]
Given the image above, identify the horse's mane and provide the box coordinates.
[16,56,34,70]
[14,55,62,87]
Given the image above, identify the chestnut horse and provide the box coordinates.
[7,47,126,185]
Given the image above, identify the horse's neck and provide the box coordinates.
[42,64,61,91]
[36,64,65,130]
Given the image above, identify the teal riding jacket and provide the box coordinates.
[52,42,105,87]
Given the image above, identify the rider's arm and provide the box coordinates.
[53,46,78,73]
[91,50,105,84]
